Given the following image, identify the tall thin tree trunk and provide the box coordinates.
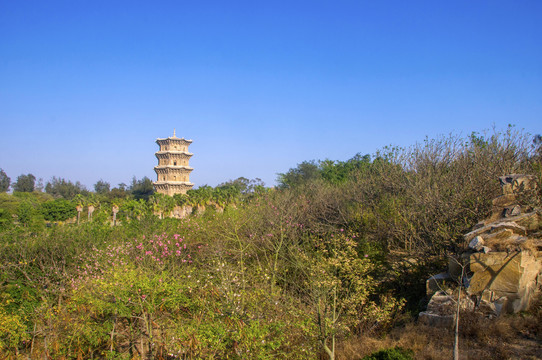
[454,266,465,360]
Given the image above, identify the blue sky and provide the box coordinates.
[1,0,541,189]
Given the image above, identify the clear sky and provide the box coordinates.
[1,0,541,189]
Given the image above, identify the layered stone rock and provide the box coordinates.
[422,174,542,325]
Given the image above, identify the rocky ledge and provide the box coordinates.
[420,174,541,325]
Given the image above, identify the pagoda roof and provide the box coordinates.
[155,137,193,144]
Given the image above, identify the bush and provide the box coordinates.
[362,347,415,360]
[40,199,76,221]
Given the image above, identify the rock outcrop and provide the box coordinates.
[420,174,542,324]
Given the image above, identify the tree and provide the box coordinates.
[13,174,36,192]
[122,199,148,220]
[534,134,542,159]
[218,177,265,194]
[35,178,44,192]
[0,168,10,192]
[75,195,84,225]
[130,177,154,201]
[294,234,402,360]
[277,161,321,188]
[112,203,120,226]
[45,177,88,199]
[94,179,111,194]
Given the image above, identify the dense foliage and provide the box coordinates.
[0,169,10,193]
[0,127,540,358]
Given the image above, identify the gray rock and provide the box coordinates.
[469,236,485,251]
[418,311,454,327]
[426,272,452,296]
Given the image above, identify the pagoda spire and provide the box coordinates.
[173,128,176,138]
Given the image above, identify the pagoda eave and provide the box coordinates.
[155,151,193,156]
[154,166,194,171]
[154,181,194,186]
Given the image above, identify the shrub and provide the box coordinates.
[362,346,415,360]
[40,199,76,221]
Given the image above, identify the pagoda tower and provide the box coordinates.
[153,130,194,196]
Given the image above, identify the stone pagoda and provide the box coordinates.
[153,130,194,196]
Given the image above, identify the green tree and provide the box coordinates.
[13,174,36,192]
[0,168,10,192]
[218,177,265,194]
[45,177,87,199]
[94,179,110,194]
[108,186,128,200]
[277,160,321,188]
[131,176,154,201]
[295,234,402,360]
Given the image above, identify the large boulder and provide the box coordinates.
[499,174,537,195]
[468,251,542,313]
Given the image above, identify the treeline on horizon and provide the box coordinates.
[0,126,541,358]
[0,171,267,228]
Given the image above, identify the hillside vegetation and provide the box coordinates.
[1,127,541,359]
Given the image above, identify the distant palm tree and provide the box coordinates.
[112,203,120,226]
[122,199,148,220]
[87,205,94,221]
[74,194,84,224]
[86,196,99,222]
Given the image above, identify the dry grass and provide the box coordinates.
[336,293,542,360]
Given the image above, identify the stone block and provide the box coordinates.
[469,236,485,251]
[468,251,541,297]
[481,228,514,242]
[464,221,526,242]
[418,312,454,327]
[499,174,537,194]
[503,205,521,218]
[492,194,517,207]
[426,272,452,296]
[503,212,540,232]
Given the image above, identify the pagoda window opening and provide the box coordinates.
[174,161,177,165]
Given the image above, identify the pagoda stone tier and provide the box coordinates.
[153,130,194,196]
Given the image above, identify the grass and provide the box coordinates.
[336,293,542,360]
